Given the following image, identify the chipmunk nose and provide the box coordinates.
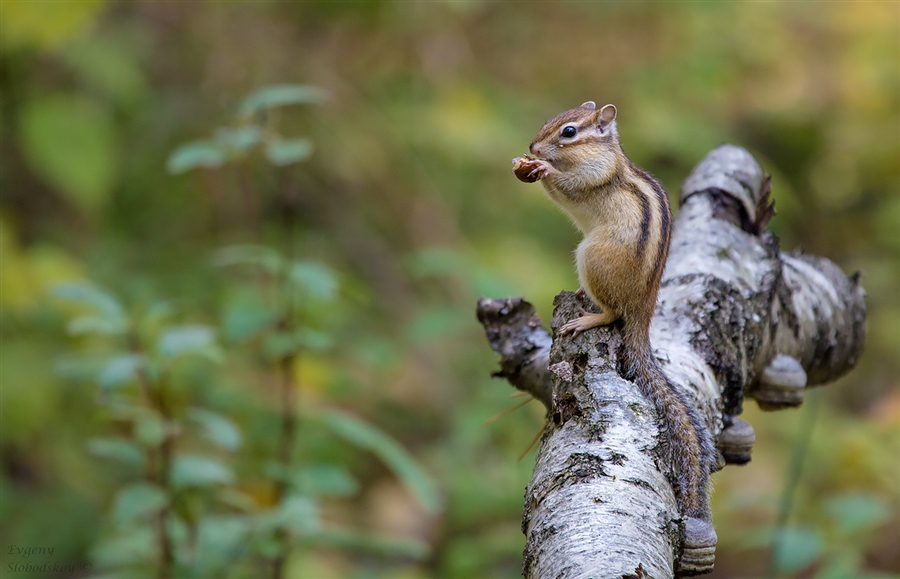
[528,142,536,154]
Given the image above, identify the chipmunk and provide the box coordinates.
[512,102,717,574]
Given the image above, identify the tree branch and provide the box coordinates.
[476,145,866,578]
[476,297,553,409]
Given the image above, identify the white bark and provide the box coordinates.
[476,145,866,579]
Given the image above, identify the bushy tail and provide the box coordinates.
[622,314,715,521]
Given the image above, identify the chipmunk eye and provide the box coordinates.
[561,126,577,138]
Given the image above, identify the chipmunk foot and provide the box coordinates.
[558,310,617,337]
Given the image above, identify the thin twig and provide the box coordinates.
[483,397,535,426]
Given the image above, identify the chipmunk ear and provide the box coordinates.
[598,104,617,131]
[580,101,597,111]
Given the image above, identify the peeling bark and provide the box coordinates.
[476,145,866,579]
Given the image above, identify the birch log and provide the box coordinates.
[476,145,866,579]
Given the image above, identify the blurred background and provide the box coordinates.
[1,2,898,578]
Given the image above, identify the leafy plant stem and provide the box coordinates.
[238,165,263,240]
[156,378,175,579]
[276,353,298,495]
[271,172,307,577]
[129,330,174,579]
[271,351,296,579]
[271,250,300,579]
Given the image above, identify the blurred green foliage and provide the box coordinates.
[1,2,898,578]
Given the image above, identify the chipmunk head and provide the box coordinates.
[529,102,620,181]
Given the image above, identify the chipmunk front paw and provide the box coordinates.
[512,156,551,183]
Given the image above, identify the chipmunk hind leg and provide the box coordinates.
[562,237,634,337]
[558,309,619,337]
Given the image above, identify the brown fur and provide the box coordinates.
[512,103,716,522]
[531,102,599,145]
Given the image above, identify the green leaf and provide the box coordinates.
[19,94,118,211]
[143,300,175,325]
[771,526,824,573]
[166,141,227,174]
[213,244,284,275]
[134,412,168,447]
[251,535,283,561]
[321,410,440,513]
[66,315,128,336]
[170,455,235,489]
[255,495,319,536]
[215,125,262,152]
[294,464,358,497]
[97,353,143,389]
[108,403,154,422]
[193,515,252,575]
[187,408,242,451]
[157,325,216,358]
[62,36,148,106]
[276,496,319,537]
[294,328,334,351]
[288,260,339,301]
[55,355,105,381]
[215,489,256,513]
[262,331,300,360]
[238,84,325,117]
[824,492,891,536]
[113,483,168,526]
[262,328,334,359]
[52,282,124,318]
[221,292,277,342]
[87,438,143,466]
[308,527,429,559]
[264,138,313,166]
[90,528,156,568]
